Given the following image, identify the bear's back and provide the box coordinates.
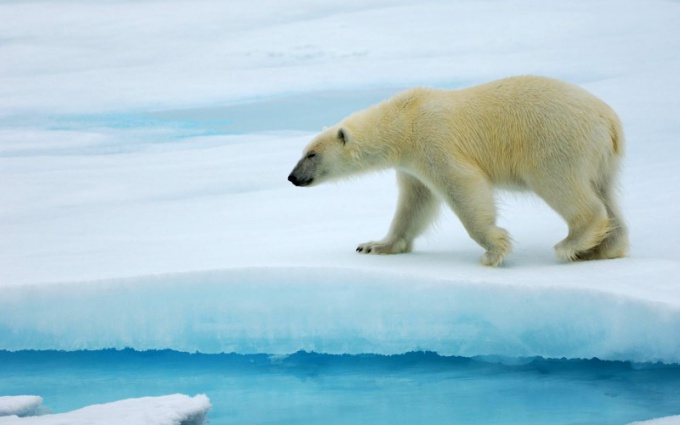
[405,76,621,186]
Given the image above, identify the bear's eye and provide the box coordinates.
[306,152,316,159]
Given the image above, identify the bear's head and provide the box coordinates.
[288,125,354,187]
[288,106,399,187]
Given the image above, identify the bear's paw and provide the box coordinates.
[356,238,411,255]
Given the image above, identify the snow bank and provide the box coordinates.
[630,416,680,425]
[0,397,43,418]
[0,394,210,425]
[1,267,679,363]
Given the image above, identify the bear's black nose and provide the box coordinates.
[288,173,313,187]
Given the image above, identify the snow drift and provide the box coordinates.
[0,397,43,418]
[2,267,679,363]
[0,394,210,425]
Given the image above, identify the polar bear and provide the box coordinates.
[288,76,628,266]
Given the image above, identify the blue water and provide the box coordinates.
[2,350,679,424]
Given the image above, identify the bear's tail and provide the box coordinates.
[609,110,625,157]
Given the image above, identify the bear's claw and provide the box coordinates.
[356,239,411,255]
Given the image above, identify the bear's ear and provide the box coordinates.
[337,128,348,145]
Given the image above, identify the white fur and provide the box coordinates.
[288,76,629,266]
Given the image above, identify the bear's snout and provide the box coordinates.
[288,172,312,187]
[288,155,318,187]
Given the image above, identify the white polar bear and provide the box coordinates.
[288,76,628,266]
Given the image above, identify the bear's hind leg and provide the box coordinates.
[533,180,611,262]
[580,178,629,260]
[357,171,439,255]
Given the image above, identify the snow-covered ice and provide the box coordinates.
[0,394,210,425]
[0,397,43,418]
[1,0,680,423]
[2,267,680,362]
[1,0,679,360]
[630,417,680,425]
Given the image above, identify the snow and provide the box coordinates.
[630,417,680,425]
[2,0,680,362]
[2,268,680,362]
[0,397,43,418]
[0,394,210,425]
[1,0,680,422]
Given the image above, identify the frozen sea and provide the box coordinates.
[1,0,680,423]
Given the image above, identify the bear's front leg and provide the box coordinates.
[442,168,512,266]
[356,171,439,255]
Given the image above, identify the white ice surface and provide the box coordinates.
[1,0,680,366]
[0,397,43,417]
[0,394,210,425]
[630,416,680,425]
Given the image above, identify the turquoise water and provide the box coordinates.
[2,350,679,424]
